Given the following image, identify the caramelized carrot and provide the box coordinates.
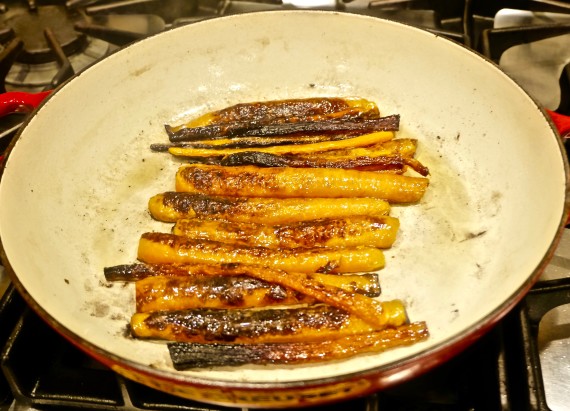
[137,232,385,274]
[168,321,429,369]
[172,216,399,249]
[175,164,429,202]
[131,303,407,344]
[148,193,391,224]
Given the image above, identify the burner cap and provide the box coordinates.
[3,5,87,64]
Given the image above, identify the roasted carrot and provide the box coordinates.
[135,274,312,312]
[167,115,400,142]
[105,262,381,297]
[168,97,380,131]
[148,193,391,224]
[168,321,429,369]
[130,303,407,344]
[135,271,381,312]
[217,151,407,172]
[137,232,385,274]
[172,216,400,249]
[175,164,429,202]
[217,149,429,176]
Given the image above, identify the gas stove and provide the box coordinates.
[0,1,569,410]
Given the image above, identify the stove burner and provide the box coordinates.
[0,0,198,93]
[0,3,87,64]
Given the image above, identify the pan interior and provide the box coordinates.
[0,11,566,384]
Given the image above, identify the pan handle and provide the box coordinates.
[0,91,52,117]
[547,109,570,138]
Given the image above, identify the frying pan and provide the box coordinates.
[0,11,568,408]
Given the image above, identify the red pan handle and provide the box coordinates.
[0,91,52,164]
[0,90,52,117]
[546,109,570,138]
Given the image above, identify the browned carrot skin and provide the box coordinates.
[167,321,429,369]
[206,98,372,123]
[104,262,382,297]
[137,232,386,274]
[403,157,430,176]
[166,115,400,142]
[104,262,234,281]
[171,97,380,131]
[175,164,429,202]
[172,216,400,249]
[136,274,382,313]
[135,275,313,312]
[148,192,391,224]
[218,151,429,176]
[130,304,406,344]
[218,150,404,170]
[103,263,191,281]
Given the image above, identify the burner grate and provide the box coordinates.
[0,284,24,408]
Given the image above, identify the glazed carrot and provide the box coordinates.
[175,164,429,202]
[105,262,381,297]
[172,216,400,249]
[168,321,429,369]
[135,274,315,312]
[168,97,380,131]
[135,271,381,312]
[148,193,391,224]
[137,232,386,274]
[167,115,399,142]
[130,303,407,344]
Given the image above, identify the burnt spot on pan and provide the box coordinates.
[130,64,152,78]
[450,305,460,321]
[90,301,110,318]
[123,324,134,339]
[98,279,115,289]
[459,230,488,242]
[473,263,485,280]
[110,312,127,322]
[489,191,503,217]
[257,37,270,48]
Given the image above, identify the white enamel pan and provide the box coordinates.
[0,10,568,408]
